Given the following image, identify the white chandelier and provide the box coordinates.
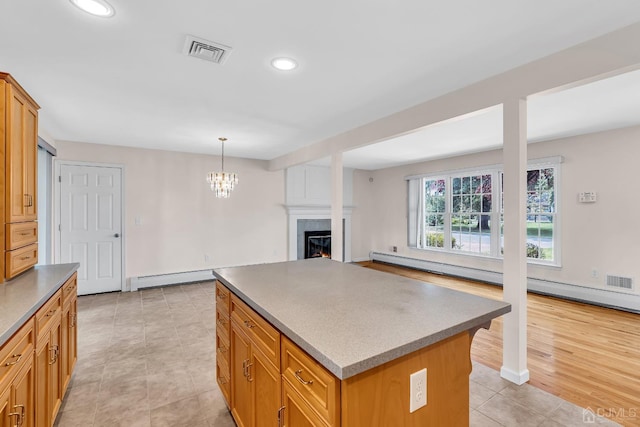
[207,137,238,198]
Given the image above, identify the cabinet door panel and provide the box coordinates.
[282,380,328,427]
[61,303,70,394]
[12,354,34,427]
[49,320,62,424]
[252,347,280,427]
[34,339,50,427]
[0,386,11,427]
[231,323,251,427]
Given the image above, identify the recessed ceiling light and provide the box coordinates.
[69,0,115,17]
[271,57,298,71]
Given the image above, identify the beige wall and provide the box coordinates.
[351,125,640,295]
[55,141,287,279]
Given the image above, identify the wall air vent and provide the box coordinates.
[606,275,633,290]
[183,35,232,64]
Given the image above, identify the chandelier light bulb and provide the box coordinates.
[207,137,238,198]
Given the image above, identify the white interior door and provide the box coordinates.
[59,164,123,295]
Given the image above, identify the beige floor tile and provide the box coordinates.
[149,396,206,427]
[102,357,147,385]
[477,394,547,426]
[147,366,196,410]
[499,382,563,415]
[54,402,97,427]
[470,409,503,427]
[60,380,101,412]
[470,379,497,409]
[469,363,511,393]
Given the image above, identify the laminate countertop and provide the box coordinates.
[213,258,510,379]
[0,263,80,347]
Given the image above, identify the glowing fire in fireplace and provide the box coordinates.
[304,231,331,259]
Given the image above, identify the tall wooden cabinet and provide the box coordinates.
[0,72,39,280]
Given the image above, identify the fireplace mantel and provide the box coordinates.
[285,205,353,262]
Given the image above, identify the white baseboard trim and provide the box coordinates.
[130,269,215,291]
[500,366,530,385]
[369,251,640,313]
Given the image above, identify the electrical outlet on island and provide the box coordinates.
[409,368,427,413]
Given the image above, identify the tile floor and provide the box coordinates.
[53,281,619,427]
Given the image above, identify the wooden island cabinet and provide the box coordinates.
[214,259,510,427]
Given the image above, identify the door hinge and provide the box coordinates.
[58,175,61,183]
[58,224,61,231]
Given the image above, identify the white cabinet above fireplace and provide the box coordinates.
[286,164,353,206]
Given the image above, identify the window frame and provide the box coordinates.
[408,157,561,266]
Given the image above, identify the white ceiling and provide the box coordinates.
[1,1,640,170]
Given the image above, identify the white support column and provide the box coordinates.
[501,98,530,385]
[331,153,344,262]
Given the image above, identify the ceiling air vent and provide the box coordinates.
[183,35,232,64]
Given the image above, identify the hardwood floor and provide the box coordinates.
[360,261,640,426]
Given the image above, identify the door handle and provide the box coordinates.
[114,233,120,238]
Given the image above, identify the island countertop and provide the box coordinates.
[213,258,510,379]
[0,263,80,347]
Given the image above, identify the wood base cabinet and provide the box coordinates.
[35,315,61,427]
[0,272,77,427]
[230,319,282,427]
[0,316,35,427]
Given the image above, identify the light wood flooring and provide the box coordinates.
[360,261,640,426]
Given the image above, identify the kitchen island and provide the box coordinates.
[213,258,510,426]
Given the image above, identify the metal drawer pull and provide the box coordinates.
[19,256,31,261]
[49,345,59,365]
[244,320,255,329]
[242,360,247,377]
[277,406,286,427]
[294,369,313,385]
[4,353,23,366]
[9,403,25,427]
[246,362,253,382]
[19,232,31,236]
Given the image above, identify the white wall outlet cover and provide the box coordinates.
[409,368,427,413]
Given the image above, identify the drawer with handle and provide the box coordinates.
[5,243,38,279]
[215,281,230,313]
[281,336,340,426]
[230,294,280,369]
[5,221,38,250]
[0,318,34,392]
[35,289,62,341]
[62,273,78,305]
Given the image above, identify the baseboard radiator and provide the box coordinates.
[370,251,640,314]
[130,269,215,291]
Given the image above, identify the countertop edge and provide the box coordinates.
[0,263,80,347]
[213,270,511,380]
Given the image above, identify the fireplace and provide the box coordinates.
[304,231,331,259]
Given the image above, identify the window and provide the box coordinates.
[424,178,446,248]
[499,167,557,261]
[408,159,560,264]
[451,174,492,255]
